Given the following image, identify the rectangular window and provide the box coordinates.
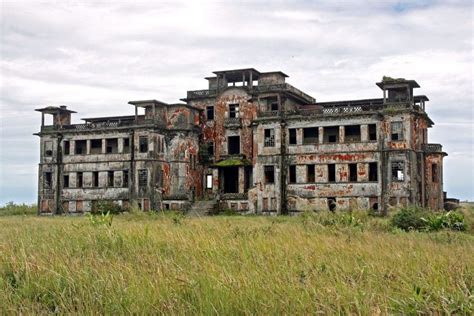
[138,169,148,187]
[44,172,52,188]
[270,102,279,111]
[264,166,275,184]
[139,136,148,153]
[289,128,297,145]
[63,175,69,188]
[349,163,358,182]
[344,125,361,142]
[391,122,403,141]
[432,163,438,182]
[107,171,114,187]
[206,174,213,189]
[123,138,130,153]
[369,162,378,181]
[307,165,315,182]
[77,172,83,188]
[123,170,129,187]
[264,129,275,147]
[92,171,99,187]
[368,124,377,141]
[289,165,296,184]
[328,164,336,182]
[228,136,240,155]
[229,104,240,118]
[63,140,70,155]
[303,127,319,144]
[206,106,214,120]
[207,142,214,157]
[90,139,102,154]
[106,138,118,154]
[391,161,405,182]
[324,126,339,143]
[75,140,87,155]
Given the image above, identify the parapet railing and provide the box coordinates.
[40,118,169,132]
[221,192,249,200]
[422,143,443,153]
[186,83,315,103]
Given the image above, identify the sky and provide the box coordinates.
[0,0,473,204]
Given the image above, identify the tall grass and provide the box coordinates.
[0,202,36,216]
[0,207,473,314]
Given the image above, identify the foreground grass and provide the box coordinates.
[0,210,473,314]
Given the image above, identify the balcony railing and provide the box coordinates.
[257,103,389,118]
[422,143,443,153]
[224,117,241,127]
[221,192,248,200]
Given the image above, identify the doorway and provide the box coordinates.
[222,167,239,193]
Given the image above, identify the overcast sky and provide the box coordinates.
[0,0,472,204]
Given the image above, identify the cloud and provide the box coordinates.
[0,0,472,203]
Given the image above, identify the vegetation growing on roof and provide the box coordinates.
[214,158,251,167]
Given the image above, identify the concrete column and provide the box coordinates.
[41,113,45,126]
[86,140,91,155]
[296,128,303,145]
[249,71,253,88]
[118,138,124,153]
[339,126,345,143]
[238,167,245,193]
[361,124,368,142]
[135,106,138,121]
[102,139,106,154]
[319,127,324,144]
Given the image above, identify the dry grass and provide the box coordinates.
[0,208,473,314]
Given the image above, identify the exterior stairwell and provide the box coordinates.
[187,200,216,217]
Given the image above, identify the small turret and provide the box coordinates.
[376,76,420,104]
[35,105,76,128]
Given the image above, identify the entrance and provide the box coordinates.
[222,167,239,193]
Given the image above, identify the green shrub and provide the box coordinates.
[91,200,124,215]
[0,202,37,216]
[391,207,466,232]
[391,206,427,231]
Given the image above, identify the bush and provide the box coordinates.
[91,200,124,215]
[391,207,466,232]
[0,202,37,216]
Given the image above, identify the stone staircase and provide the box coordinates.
[187,200,216,217]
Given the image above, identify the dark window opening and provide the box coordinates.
[369,162,378,181]
[92,171,99,187]
[372,202,378,211]
[328,164,336,182]
[207,142,214,157]
[344,125,361,142]
[271,102,279,111]
[349,163,358,182]
[107,171,114,187]
[138,169,148,187]
[123,138,130,153]
[106,138,118,154]
[63,175,69,188]
[75,140,87,155]
[77,172,83,188]
[391,161,405,182]
[303,127,319,144]
[228,136,240,155]
[431,163,438,182]
[206,106,214,121]
[123,170,129,187]
[264,166,275,184]
[244,167,252,191]
[264,129,275,147]
[229,104,240,118]
[63,140,70,155]
[307,165,315,183]
[391,122,403,141]
[368,124,377,141]
[139,136,148,153]
[324,126,339,143]
[289,128,297,145]
[44,172,52,188]
[289,165,296,184]
[328,197,336,212]
[90,139,102,154]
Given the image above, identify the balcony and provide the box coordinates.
[422,143,443,153]
[224,117,241,128]
[221,192,248,200]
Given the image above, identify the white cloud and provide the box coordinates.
[0,0,473,203]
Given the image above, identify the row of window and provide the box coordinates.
[206,104,240,121]
[262,161,406,184]
[44,136,165,157]
[43,170,150,189]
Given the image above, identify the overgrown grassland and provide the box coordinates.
[0,209,473,314]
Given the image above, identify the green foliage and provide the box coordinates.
[391,207,466,232]
[218,208,241,216]
[87,211,113,227]
[91,200,124,215]
[0,202,36,216]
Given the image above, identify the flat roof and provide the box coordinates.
[81,115,138,122]
[128,99,169,107]
[35,106,77,114]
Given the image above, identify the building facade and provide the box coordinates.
[35,68,447,215]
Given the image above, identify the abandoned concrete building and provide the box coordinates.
[35,68,448,215]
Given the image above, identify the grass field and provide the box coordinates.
[0,205,473,314]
